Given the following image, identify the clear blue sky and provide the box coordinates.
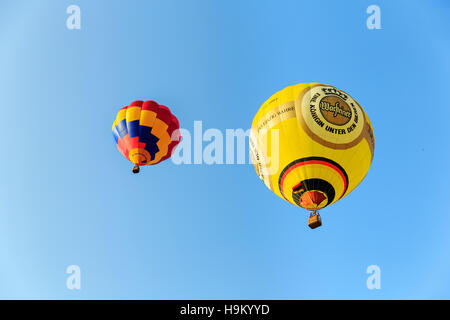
[0,0,449,299]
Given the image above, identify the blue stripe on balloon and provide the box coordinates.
[127,120,140,138]
[116,119,128,138]
[114,120,160,161]
[139,125,160,161]
[112,127,119,144]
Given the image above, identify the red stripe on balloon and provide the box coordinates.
[280,160,347,200]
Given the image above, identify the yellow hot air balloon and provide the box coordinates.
[250,83,375,229]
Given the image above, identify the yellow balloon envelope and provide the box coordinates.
[250,83,375,216]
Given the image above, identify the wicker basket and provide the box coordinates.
[308,214,322,229]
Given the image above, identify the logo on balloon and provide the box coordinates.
[297,85,365,149]
[319,96,352,126]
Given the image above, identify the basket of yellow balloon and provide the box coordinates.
[308,211,322,229]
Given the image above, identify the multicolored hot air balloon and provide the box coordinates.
[112,100,180,173]
[250,83,375,229]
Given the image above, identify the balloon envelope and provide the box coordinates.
[112,100,180,167]
[250,83,374,211]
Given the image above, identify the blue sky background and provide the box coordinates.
[0,0,449,299]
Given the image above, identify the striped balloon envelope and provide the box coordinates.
[112,100,180,173]
[250,83,375,228]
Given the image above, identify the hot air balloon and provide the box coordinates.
[112,100,180,173]
[250,83,375,229]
